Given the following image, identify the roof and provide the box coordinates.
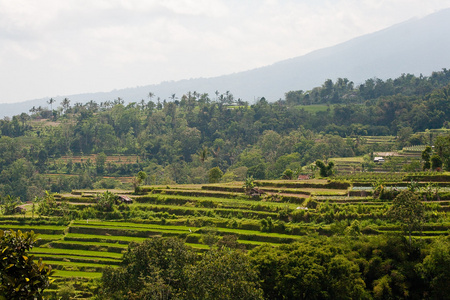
[118,195,133,203]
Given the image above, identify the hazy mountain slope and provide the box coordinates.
[1,8,450,118]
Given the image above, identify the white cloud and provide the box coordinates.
[0,0,450,103]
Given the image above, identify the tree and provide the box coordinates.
[185,248,264,300]
[99,237,196,299]
[208,167,223,183]
[282,168,294,180]
[95,152,107,174]
[148,92,155,101]
[61,97,71,113]
[238,149,266,179]
[0,229,53,299]
[32,196,40,218]
[198,147,209,164]
[419,237,450,299]
[326,255,367,299]
[243,176,255,194]
[430,154,442,171]
[217,235,245,250]
[251,242,368,300]
[137,170,147,184]
[47,97,55,111]
[37,191,57,216]
[434,134,450,170]
[388,190,424,246]
[315,160,334,177]
[0,195,20,215]
[133,171,147,193]
[96,191,117,212]
[422,146,432,171]
[201,228,219,248]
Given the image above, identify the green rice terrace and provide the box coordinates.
[1,172,449,298]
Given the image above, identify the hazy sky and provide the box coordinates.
[1,0,450,104]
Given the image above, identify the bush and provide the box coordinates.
[0,229,53,299]
[208,167,223,183]
[282,169,294,180]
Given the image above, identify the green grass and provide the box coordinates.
[134,199,297,213]
[46,260,119,269]
[132,204,280,220]
[201,227,303,239]
[236,238,280,245]
[52,270,102,278]
[332,157,365,163]
[50,240,129,249]
[0,224,66,234]
[64,233,147,243]
[186,243,210,249]
[30,247,124,259]
[0,224,66,230]
[135,193,301,209]
[0,177,446,294]
[35,254,121,264]
[257,179,329,184]
[72,220,193,232]
[69,224,189,237]
[295,104,334,113]
[37,234,65,240]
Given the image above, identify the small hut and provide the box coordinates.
[249,188,264,197]
[118,195,133,204]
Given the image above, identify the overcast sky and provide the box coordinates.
[1,0,450,104]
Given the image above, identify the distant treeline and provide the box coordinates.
[285,68,450,105]
[0,70,449,200]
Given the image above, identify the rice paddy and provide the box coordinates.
[2,173,449,298]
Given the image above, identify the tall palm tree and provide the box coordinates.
[139,99,146,111]
[47,98,55,111]
[61,98,71,113]
[199,147,209,163]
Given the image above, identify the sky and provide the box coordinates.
[1,0,450,104]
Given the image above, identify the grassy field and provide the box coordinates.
[1,175,449,298]
[295,104,334,113]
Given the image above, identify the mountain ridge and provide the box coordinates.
[1,8,450,118]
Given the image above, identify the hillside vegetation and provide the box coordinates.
[0,70,450,201]
[1,69,450,299]
[0,173,449,298]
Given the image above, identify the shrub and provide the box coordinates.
[208,167,223,183]
[0,229,53,299]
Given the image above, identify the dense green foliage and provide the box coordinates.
[0,229,53,299]
[0,172,448,298]
[99,237,263,300]
[389,191,425,245]
[1,68,449,299]
[0,70,450,200]
[0,196,21,215]
[97,234,450,300]
[315,160,335,177]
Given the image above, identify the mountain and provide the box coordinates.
[2,8,450,118]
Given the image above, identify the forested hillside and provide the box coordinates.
[1,69,450,201]
[1,69,450,300]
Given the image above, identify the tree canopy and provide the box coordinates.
[0,70,450,200]
[0,229,53,299]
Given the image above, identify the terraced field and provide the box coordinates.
[1,176,449,298]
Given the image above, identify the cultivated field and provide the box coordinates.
[1,174,449,298]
